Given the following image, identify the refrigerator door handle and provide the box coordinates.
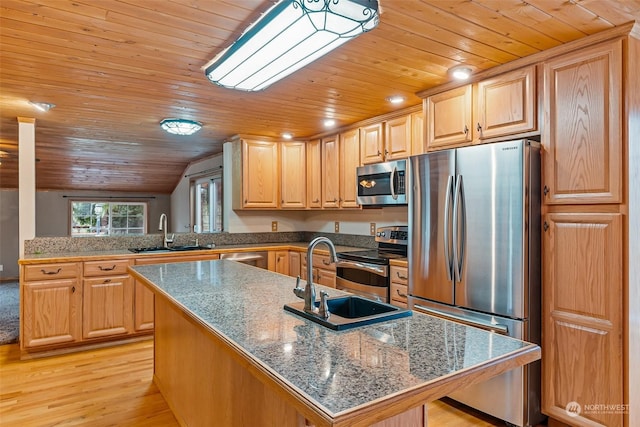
[443,175,454,281]
[452,174,466,282]
[390,165,398,200]
[413,304,509,335]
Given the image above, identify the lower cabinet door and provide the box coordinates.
[22,279,82,348]
[542,212,623,427]
[134,280,154,332]
[82,275,133,339]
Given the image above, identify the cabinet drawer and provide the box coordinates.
[390,266,408,284]
[313,254,336,271]
[391,282,408,304]
[84,259,131,277]
[24,262,80,281]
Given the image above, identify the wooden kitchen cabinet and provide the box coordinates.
[289,251,302,278]
[426,65,536,150]
[280,141,306,209]
[83,274,134,339]
[360,122,385,164]
[542,41,622,205]
[384,115,412,160]
[306,139,322,208]
[339,128,360,208]
[542,213,623,427]
[22,277,82,348]
[301,253,336,288]
[234,138,279,209]
[321,134,340,208]
[390,265,408,307]
[270,250,289,275]
[411,110,425,155]
[426,84,472,149]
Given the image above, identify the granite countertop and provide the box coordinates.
[129,260,539,418]
[19,242,363,263]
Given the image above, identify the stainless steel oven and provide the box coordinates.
[336,226,408,303]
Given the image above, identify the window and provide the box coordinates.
[71,201,147,236]
[192,175,223,233]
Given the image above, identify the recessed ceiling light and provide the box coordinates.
[449,66,473,81]
[160,118,203,136]
[29,101,56,112]
[386,96,406,104]
[281,132,293,140]
[324,119,336,128]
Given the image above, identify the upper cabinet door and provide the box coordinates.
[426,84,472,150]
[321,135,340,208]
[306,139,322,209]
[280,141,306,209]
[543,40,622,205]
[411,110,425,156]
[340,128,360,208]
[475,65,536,140]
[360,123,384,164]
[241,139,279,208]
[385,115,412,160]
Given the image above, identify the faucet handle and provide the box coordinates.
[319,291,330,319]
[293,276,304,299]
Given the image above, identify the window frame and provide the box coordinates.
[190,172,223,234]
[69,199,148,237]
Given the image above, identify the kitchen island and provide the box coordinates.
[129,260,540,427]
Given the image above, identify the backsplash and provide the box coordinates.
[24,231,376,254]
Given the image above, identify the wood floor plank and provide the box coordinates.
[0,340,511,426]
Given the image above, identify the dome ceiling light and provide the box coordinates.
[449,65,473,81]
[160,118,203,136]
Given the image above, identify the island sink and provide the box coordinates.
[284,295,411,330]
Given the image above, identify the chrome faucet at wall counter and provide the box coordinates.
[158,213,174,248]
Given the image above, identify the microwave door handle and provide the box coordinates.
[390,165,398,200]
[444,175,454,281]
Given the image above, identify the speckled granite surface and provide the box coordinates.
[130,260,538,416]
[23,231,375,254]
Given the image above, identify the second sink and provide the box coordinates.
[284,295,411,330]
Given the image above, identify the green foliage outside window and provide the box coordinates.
[71,201,146,236]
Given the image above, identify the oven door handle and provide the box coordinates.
[336,260,388,276]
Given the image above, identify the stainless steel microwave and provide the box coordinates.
[356,159,407,206]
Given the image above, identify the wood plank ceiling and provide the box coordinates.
[1,0,639,193]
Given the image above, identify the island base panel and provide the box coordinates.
[152,294,428,427]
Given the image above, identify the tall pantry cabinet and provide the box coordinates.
[541,28,640,427]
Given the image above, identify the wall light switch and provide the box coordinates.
[370,223,376,235]
[334,221,340,233]
[271,221,278,232]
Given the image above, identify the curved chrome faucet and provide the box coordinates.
[293,236,338,317]
[159,213,174,248]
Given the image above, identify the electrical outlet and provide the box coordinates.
[271,221,278,232]
[334,221,340,233]
[0,264,3,272]
[370,223,376,235]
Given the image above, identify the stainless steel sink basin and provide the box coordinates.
[284,295,411,330]
[128,245,209,253]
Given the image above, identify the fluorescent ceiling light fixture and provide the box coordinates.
[160,118,203,136]
[29,101,56,112]
[205,0,379,91]
[450,66,473,81]
[386,95,406,104]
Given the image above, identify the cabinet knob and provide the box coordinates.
[476,122,482,133]
[463,125,469,135]
[377,150,381,156]
[543,185,550,196]
[72,286,76,293]
[384,149,389,156]
[543,221,549,232]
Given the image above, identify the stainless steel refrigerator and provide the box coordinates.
[408,139,543,427]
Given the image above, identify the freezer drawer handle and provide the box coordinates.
[414,304,509,335]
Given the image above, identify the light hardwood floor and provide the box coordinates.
[0,341,506,426]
